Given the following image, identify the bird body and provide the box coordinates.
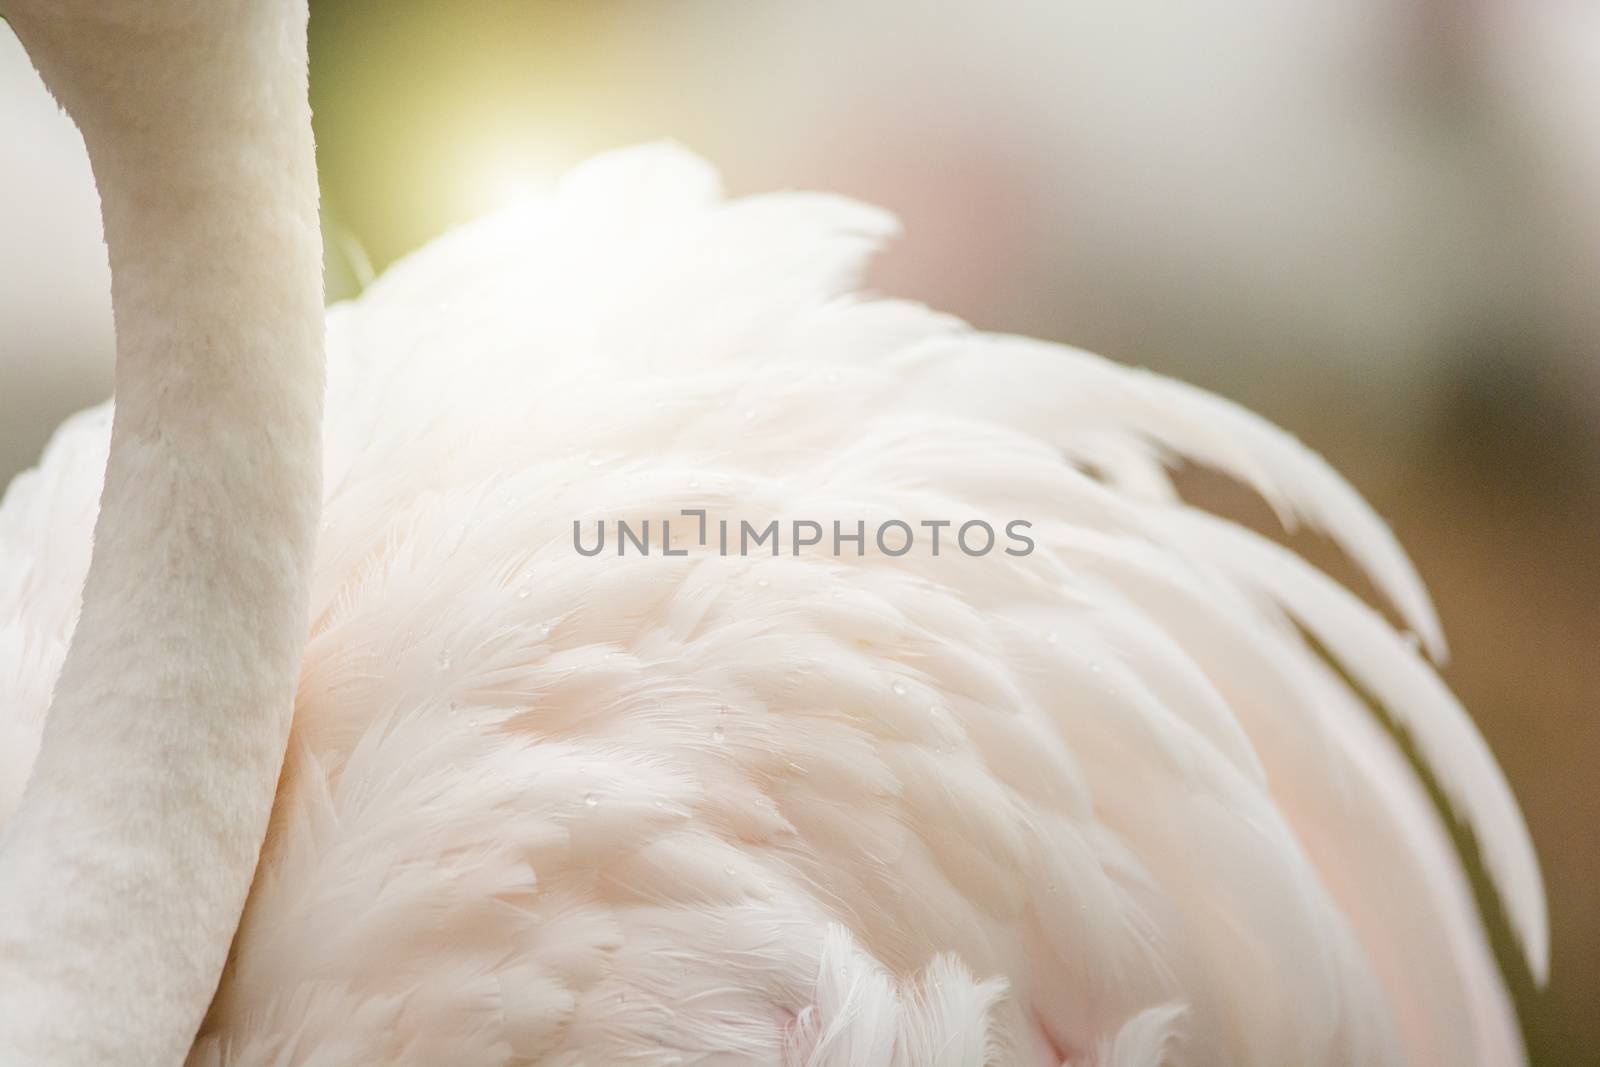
[0,142,1541,1065]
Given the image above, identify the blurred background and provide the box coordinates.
[1,1,1595,1060]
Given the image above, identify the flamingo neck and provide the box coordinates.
[0,2,323,1062]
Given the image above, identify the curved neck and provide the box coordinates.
[0,3,324,1063]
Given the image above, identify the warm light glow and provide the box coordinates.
[463,139,573,215]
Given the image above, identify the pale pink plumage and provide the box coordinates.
[0,145,1542,1065]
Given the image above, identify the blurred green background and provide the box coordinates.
[2,2,1596,1061]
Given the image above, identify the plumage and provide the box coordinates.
[0,143,1543,1065]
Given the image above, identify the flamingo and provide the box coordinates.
[0,1,1545,1065]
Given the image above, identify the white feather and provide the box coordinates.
[0,144,1540,1066]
